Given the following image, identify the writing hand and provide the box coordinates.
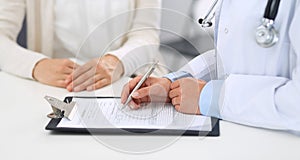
[121,76,171,109]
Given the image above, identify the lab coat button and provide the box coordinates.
[223,74,229,79]
[224,28,229,34]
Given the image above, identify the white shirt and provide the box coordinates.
[54,0,130,61]
[53,0,162,75]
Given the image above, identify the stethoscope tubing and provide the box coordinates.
[198,0,281,48]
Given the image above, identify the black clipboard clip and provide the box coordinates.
[44,96,77,120]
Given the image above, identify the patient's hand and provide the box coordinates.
[121,77,171,109]
[169,78,206,115]
[33,59,79,88]
[66,54,124,92]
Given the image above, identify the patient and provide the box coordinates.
[0,0,161,92]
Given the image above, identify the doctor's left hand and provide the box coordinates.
[169,78,206,115]
[66,54,124,92]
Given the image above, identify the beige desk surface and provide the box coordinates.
[0,72,299,160]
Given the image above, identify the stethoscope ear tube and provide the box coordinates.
[198,18,204,24]
[198,0,218,27]
[198,18,213,27]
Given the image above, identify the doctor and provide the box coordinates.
[121,0,300,132]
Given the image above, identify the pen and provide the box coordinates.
[123,61,159,108]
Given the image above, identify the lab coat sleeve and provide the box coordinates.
[168,50,217,81]
[200,9,300,132]
[108,0,161,76]
[163,71,192,82]
[0,0,48,79]
[163,50,216,82]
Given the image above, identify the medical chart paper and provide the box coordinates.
[57,98,212,131]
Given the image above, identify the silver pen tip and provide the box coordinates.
[121,104,126,109]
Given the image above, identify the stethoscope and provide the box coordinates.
[198,0,281,48]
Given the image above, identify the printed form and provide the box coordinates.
[57,98,212,131]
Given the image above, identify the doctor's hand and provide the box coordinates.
[66,54,124,92]
[33,58,79,88]
[121,77,171,109]
[169,78,206,115]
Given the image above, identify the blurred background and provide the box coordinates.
[160,0,215,71]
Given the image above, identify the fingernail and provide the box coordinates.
[121,99,126,104]
[130,105,140,110]
[121,99,125,104]
[132,92,139,97]
[86,86,93,91]
[67,85,72,91]
[73,87,80,92]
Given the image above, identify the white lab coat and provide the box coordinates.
[179,0,300,132]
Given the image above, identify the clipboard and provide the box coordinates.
[45,97,220,136]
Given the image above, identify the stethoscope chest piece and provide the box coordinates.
[256,18,279,48]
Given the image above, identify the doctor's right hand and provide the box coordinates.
[121,76,172,109]
[33,58,79,88]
